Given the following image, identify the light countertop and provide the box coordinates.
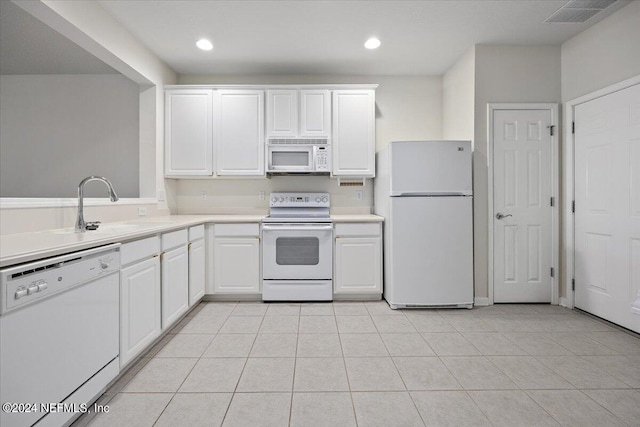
[331,214,384,223]
[0,214,383,268]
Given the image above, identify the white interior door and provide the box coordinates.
[574,83,640,333]
[493,109,554,302]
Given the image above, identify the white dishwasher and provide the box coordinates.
[0,244,120,427]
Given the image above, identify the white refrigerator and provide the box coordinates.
[374,140,473,308]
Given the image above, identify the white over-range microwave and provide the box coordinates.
[266,141,331,173]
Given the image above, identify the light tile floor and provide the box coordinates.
[78,302,640,427]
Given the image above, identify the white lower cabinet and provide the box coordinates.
[188,226,206,306]
[119,237,162,369]
[161,230,189,329]
[213,223,261,294]
[334,223,382,296]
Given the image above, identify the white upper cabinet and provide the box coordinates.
[300,90,331,137]
[165,89,213,176]
[215,90,265,176]
[165,85,375,178]
[266,89,330,138]
[332,90,376,177]
[266,90,298,137]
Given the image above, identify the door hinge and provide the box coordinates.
[572,121,575,134]
[550,197,554,207]
[547,125,555,136]
[572,200,575,213]
[550,267,555,278]
[572,279,575,291]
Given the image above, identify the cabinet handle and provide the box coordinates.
[188,242,192,250]
[159,251,165,261]
[152,253,160,258]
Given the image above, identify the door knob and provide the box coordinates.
[496,213,512,220]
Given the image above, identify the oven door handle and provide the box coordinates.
[261,225,334,231]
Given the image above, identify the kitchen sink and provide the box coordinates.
[52,223,143,234]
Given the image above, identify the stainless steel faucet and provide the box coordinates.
[75,176,119,232]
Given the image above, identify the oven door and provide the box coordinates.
[267,145,314,172]
[262,224,333,280]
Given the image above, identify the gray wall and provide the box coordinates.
[0,74,139,197]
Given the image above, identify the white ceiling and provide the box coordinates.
[0,1,117,75]
[97,0,629,76]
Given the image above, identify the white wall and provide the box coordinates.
[473,45,562,299]
[175,74,442,213]
[443,46,475,140]
[0,74,139,198]
[561,1,640,102]
[175,177,372,215]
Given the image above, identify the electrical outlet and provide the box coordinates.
[138,207,147,216]
[355,190,363,200]
[200,192,207,200]
[259,191,265,200]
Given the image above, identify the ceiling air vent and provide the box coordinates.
[545,0,617,23]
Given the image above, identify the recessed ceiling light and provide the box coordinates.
[196,39,213,51]
[364,37,381,50]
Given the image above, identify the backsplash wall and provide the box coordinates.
[175,177,373,215]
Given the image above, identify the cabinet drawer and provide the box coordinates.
[214,223,260,237]
[189,224,205,241]
[120,236,160,266]
[335,223,381,237]
[162,228,188,250]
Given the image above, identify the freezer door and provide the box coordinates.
[386,196,473,306]
[389,141,472,196]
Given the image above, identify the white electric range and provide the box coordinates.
[262,192,333,301]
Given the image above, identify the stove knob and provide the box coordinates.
[322,196,328,203]
[279,197,284,202]
[27,283,40,295]
[271,196,277,203]
[315,197,321,202]
[100,261,110,270]
[38,281,48,292]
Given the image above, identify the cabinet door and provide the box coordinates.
[213,237,260,293]
[267,90,298,138]
[188,238,205,306]
[120,256,161,368]
[161,245,189,329]
[334,237,382,293]
[300,90,330,137]
[332,90,375,177]
[215,90,265,176]
[165,89,213,176]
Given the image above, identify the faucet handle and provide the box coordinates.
[85,221,101,231]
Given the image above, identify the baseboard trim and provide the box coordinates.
[559,297,569,308]
[474,297,491,306]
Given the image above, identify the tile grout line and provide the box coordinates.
[288,315,300,427]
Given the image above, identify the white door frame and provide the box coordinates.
[562,75,640,309]
[487,103,560,305]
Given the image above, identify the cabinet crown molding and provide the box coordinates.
[165,84,378,90]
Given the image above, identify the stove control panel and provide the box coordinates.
[269,192,330,208]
